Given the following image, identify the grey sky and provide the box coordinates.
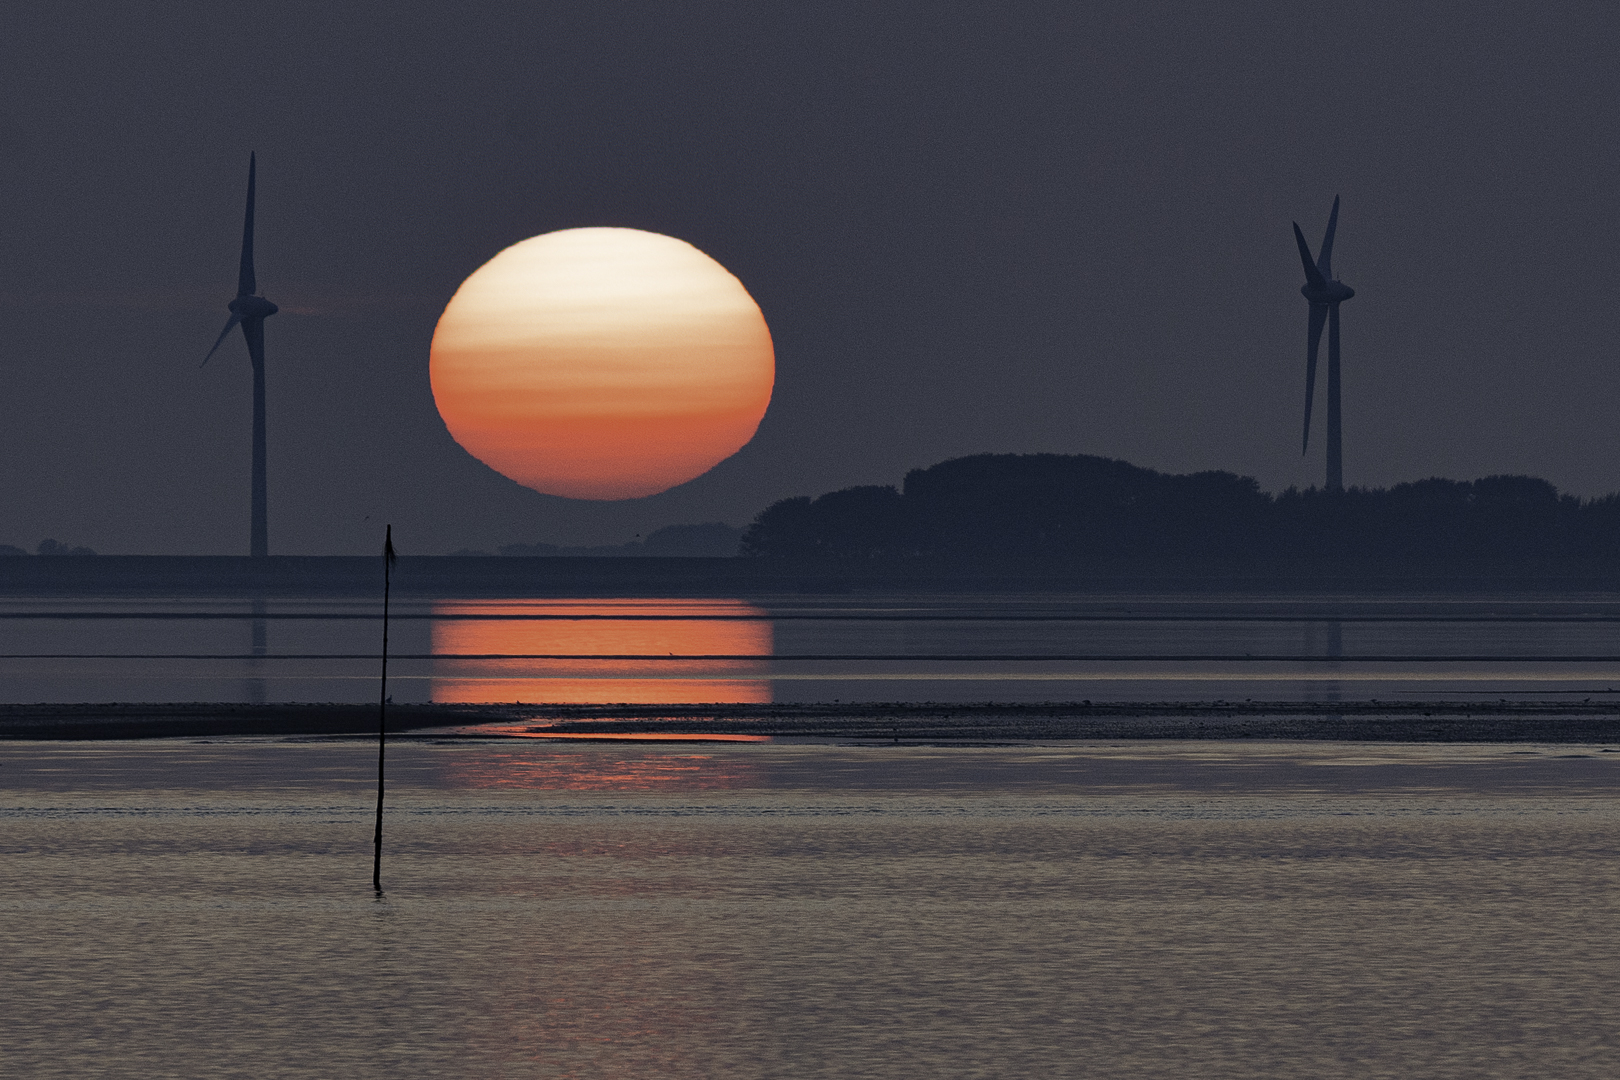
[2,2,1618,553]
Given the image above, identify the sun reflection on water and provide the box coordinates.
[430,599,773,704]
[436,748,764,791]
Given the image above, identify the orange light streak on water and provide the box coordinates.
[490,730,771,742]
[435,748,764,791]
[430,599,773,704]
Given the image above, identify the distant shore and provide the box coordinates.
[8,554,1620,598]
[6,553,1620,605]
[4,700,1620,743]
[0,703,512,741]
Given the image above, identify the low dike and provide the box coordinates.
[6,555,1620,599]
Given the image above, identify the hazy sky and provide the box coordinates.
[3,2,1619,554]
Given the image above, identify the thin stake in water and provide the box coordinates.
[373,525,396,893]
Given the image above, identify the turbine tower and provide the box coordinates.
[1293,196,1355,491]
[203,153,278,556]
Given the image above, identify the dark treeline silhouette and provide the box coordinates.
[0,539,98,557]
[741,453,1620,564]
[461,522,743,558]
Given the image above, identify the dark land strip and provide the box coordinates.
[17,612,1570,623]
[5,701,1620,742]
[0,703,515,741]
[7,653,1620,662]
[11,554,1620,599]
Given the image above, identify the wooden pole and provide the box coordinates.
[373,525,395,892]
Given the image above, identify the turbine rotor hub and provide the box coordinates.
[1301,281,1354,304]
[230,295,279,319]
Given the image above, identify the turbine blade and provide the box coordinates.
[1293,223,1326,288]
[1318,195,1340,279]
[1303,303,1327,452]
[238,152,257,298]
[202,313,243,367]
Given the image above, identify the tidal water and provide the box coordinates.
[5,594,1620,704]
[3,739,1617,1078]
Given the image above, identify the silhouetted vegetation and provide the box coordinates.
[0,540,98,556]
[742,453,1620,564]
[634,522,746,557]
[34,539,97,557]
[463,522,744,558]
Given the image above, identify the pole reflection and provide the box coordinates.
[243,597,267,704]
[430,599,773,704]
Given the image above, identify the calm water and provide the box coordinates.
[5,594,1620,704]
[3,739,1617,1078]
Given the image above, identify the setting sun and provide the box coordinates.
[429,227,775,500]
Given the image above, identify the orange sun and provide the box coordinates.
[429,227,774,500]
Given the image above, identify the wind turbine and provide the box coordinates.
[1293,196,1355,491]
[203,152,278,556]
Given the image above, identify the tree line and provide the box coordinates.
[740,453,1620,563]
[0,539,98,557]
[454,523,743,558]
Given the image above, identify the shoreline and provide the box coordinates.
[5,700,1620,743]
[8,554,1620,599]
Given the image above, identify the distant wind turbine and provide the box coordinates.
[1293,196,1355,491]
[203,152,278,556]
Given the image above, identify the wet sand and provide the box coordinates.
[4,739,1619,1079]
